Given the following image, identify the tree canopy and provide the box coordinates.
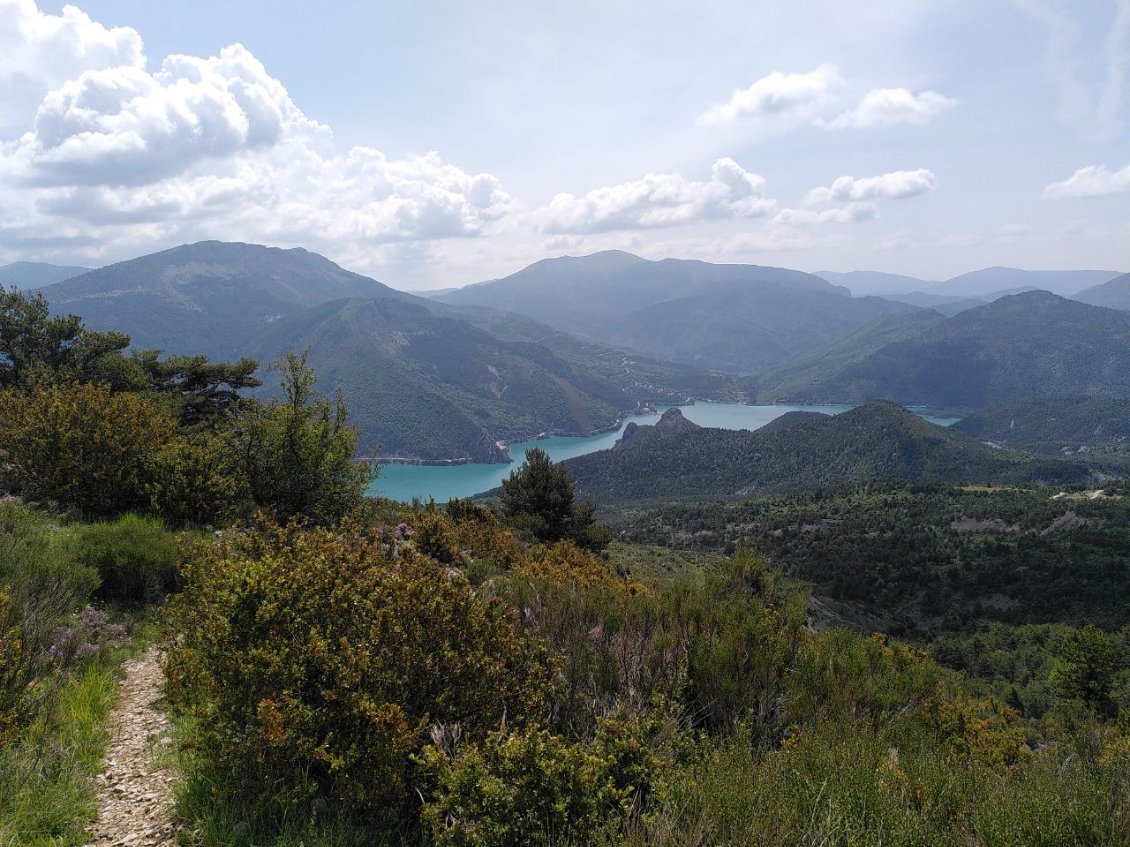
[499,447,609,550]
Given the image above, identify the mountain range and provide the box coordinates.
[30,241,1130,463]
[37,242,738,461]
[438,252,918,373]
[563,402,1089,504]
[819,267,1121,299]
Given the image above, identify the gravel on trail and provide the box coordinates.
[84,646,180,847]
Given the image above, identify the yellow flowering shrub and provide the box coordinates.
[165,518,556,821]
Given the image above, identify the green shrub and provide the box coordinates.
[74,514,179,605]
[166,519,555,826]
[498,549,806,740]
[421,709,667,847]
[230,352,372,524]
[147,431,249,528]
[0,381,175,517]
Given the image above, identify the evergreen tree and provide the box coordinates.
[230,351,372,523]
[499,448,609,550]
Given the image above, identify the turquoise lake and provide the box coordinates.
[368,402,959,503]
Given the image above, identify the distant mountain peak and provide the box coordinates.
[0,260,92,290]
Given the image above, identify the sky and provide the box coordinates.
[1,0,1128,289]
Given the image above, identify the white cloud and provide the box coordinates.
[772,202,878,226]
[825,88,956,129]
[698,64,956,131]
[806,169,937,204]
[0,4,512,264]
[7,45,325,187]
[0,0,145,135]
[697,64,845,126]
[1043,163,1130,197]
[536,158,776,234]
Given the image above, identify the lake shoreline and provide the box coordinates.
[372,403,663,466]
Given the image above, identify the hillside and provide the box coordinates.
[1075,272,1130,310]
[429,301,744,403]
[955,396,1130,464]
[760,291,1130,410]
[0,261,91,290]
[564,401,1087,504]
[757,310,947,402]
[41,241,403,359]
[248,297,648,461]
[439,252,918,373]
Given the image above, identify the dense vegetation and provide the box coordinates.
[605,482,1130,635]
[4,274,1130,845]
[162,499,1130,845]
[564,401,1088,504]
[954,396,1130,468]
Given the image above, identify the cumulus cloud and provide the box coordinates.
[806,169,937,204]
[536,158,776,234]
[697,64,846,127]
[0,2,512,264]
[772,202,878,226]
[825,88,956,128]
[7,45,326,187]
[0,0,145,134]
[698,64,957,131]
[1043,163,1130,197]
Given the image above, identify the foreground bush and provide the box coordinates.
[74,514,179,605]
[421,710,667,847]
[0,381,174,516]
[147,431,249,528]
[166,519,555,825]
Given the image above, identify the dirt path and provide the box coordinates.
[84,646,179,847]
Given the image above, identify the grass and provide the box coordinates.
[0,662,118,846]
[0,612,154,847]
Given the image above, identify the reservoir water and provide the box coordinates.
[368,402,959,503]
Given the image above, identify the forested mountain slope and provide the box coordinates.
[759,292,1130,410]
[565,401,1087,504]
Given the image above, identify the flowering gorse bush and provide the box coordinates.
[166,517,556,823]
